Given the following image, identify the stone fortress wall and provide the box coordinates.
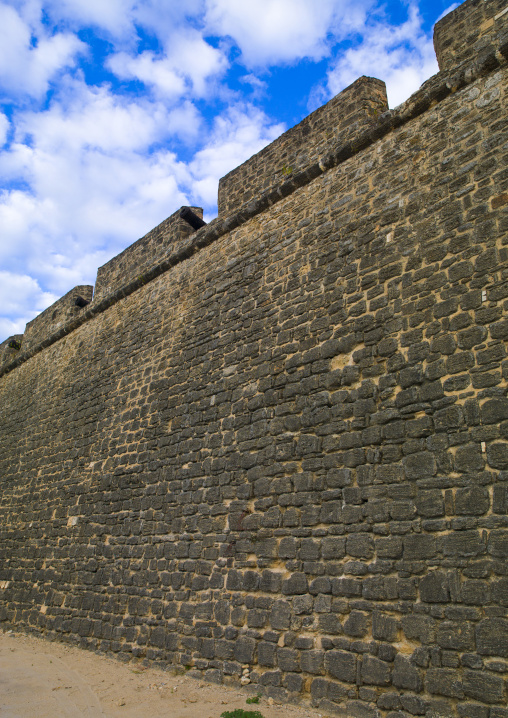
[1,1,508,715]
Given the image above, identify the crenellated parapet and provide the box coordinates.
[0,335,24,372]
[93,206,205,303]
[22,286,93,353]
[218,76,388,218]
[434,0,508,70]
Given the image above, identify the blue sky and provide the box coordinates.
[0,0,459,341]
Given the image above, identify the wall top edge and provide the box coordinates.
[218,75,386,186]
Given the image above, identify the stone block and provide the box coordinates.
[282,572,308,595]
[300,650,324,675]
[455,486,489,514]
[270,601,291,630]
[403,452,437,480]
[392,655,423,692]
[462,670,504,704]
[361,655,391,686]
[419,572,450,603]
[277,647,300,672]
[425,668,463,699]
[476,618,508,657]
[234,637,256,664]
[344,611,368,637]
[324,650,357,683]
[372,612,398,642]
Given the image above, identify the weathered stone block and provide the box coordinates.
[234,637,256,664]
[403,453,437,480]
[277,647,300,672]
[392,655,423,692]
[282,573,308,595]
[361,655,391,686]
[436,621,475,651]
[476,618,508,657]
[324,650,357,683]
[270,601,291,630]
[425,668,463,699]
[403,534,437,560]
[419,572,450,603]
[372,612,398,642]
[462,670,505,704]
[300,650,324,675]
[487,443,508,470]
[455,486,489,514]
[344,612,370,638]
[347,534,374,559]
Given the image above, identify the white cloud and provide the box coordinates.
[15,82,173,153]
[108,31,228,100]
[41,0,208,46]
[0,113,8,145]
[44,0,135,38]
[0,270,58,336]
[0,3,84,99]
[0,316,26,338]
[326,4,438,107]
[109,51,185,98]
[204,0,372,66]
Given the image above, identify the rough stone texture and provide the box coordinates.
[218,76,388,217]
[434,0,508,70]
[0,334,23,370]
[94,206,204,303]
[1,1,507,716]
[22,286,93,353]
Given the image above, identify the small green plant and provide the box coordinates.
[8,340,21,350]
[281,164,293,176]
[221,710,264,718]
[246,693,261,704]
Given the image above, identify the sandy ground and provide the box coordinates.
[0,630,328,718]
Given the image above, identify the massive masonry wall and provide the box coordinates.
[1,1,508,716]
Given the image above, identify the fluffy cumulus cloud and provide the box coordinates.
[43,0,136,38]
[0,3,84,99]
[108,31,228,99]
[326,4,439,107]
[0,0,450,341]
[204,0,373,66]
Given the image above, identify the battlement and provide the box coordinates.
[24,286,94,352]
[434,0,508,70]
[0,335,23,369]
[218,76,388,217]
[93,206,205,303]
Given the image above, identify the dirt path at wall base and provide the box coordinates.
[0,631,328,718]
